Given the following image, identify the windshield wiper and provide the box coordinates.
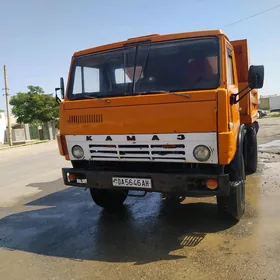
[83,95,110,103]
[73,94,110,103]
[135,42,152,94]
[168,92,191,98]
[139,90,191,99]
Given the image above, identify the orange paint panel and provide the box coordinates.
[56,135,65,156]
[238,82,259,125]
[218,131,236,164]
[230,39,249,83]
[56,134,68,156]
[250,89,259,123]
[230,40,257,126]
[217,89,229,132]
[60,100,217,135]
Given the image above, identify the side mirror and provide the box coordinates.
[248,65,264,89]
[60,77,65,99]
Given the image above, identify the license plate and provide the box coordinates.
[112,177,152,188]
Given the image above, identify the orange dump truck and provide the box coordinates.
[56,30,264,221]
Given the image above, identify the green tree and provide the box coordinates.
[10,85,59,124]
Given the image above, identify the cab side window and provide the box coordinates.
[226,47,235,85]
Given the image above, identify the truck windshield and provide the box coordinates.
[68,37,220,100]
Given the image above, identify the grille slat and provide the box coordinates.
[68,114,103,124]
[89,157,187,162]
[89,147,185,152]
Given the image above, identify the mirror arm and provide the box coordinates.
[55,96,61,105]
[230,85,252,105]
[55,87,62,105]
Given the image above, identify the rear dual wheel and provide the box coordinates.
[245,126,258,174]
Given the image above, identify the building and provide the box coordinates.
[259,96,270,110]
[269,95,280,112]
[0,109,56,144]
[259,94,280,111]
[0,110,5,144]
[0,110,31,144]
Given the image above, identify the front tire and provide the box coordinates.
[90,188,128,211]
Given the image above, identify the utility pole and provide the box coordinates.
[3,65,12,146]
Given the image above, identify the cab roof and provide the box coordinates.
[73,29,228,57]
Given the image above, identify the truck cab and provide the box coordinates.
[56,30,264,221]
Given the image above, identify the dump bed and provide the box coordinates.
[231,39,258,124]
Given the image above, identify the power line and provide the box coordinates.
[224,4,280,27]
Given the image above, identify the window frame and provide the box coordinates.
[71,65,101,95]
[226,45,235,86]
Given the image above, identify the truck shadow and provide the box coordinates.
[0,179,237,265]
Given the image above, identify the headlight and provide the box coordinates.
[72,145,84,159]
[193,145,211,162]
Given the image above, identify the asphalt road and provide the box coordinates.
[0,118,280,280]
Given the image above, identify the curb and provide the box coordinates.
[0,140,50,151]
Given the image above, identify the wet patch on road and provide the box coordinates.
[258,140,280,156]
[0,175,278,279]
[0,178,249,265]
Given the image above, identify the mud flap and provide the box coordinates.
[227,124,246,181]
[253,121,259,134]
[228,181,245,220]
[216,181,245,221]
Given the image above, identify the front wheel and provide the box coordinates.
[90,188,128,211]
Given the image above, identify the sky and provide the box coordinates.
[0,0,279,110]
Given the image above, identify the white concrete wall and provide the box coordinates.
[270,96,280,111]
[0,112,5,144]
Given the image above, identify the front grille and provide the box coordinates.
[68,114,103,124]
[89,144,186,162]
[73,160,221,174]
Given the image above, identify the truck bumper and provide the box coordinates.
[62,168,230,197]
